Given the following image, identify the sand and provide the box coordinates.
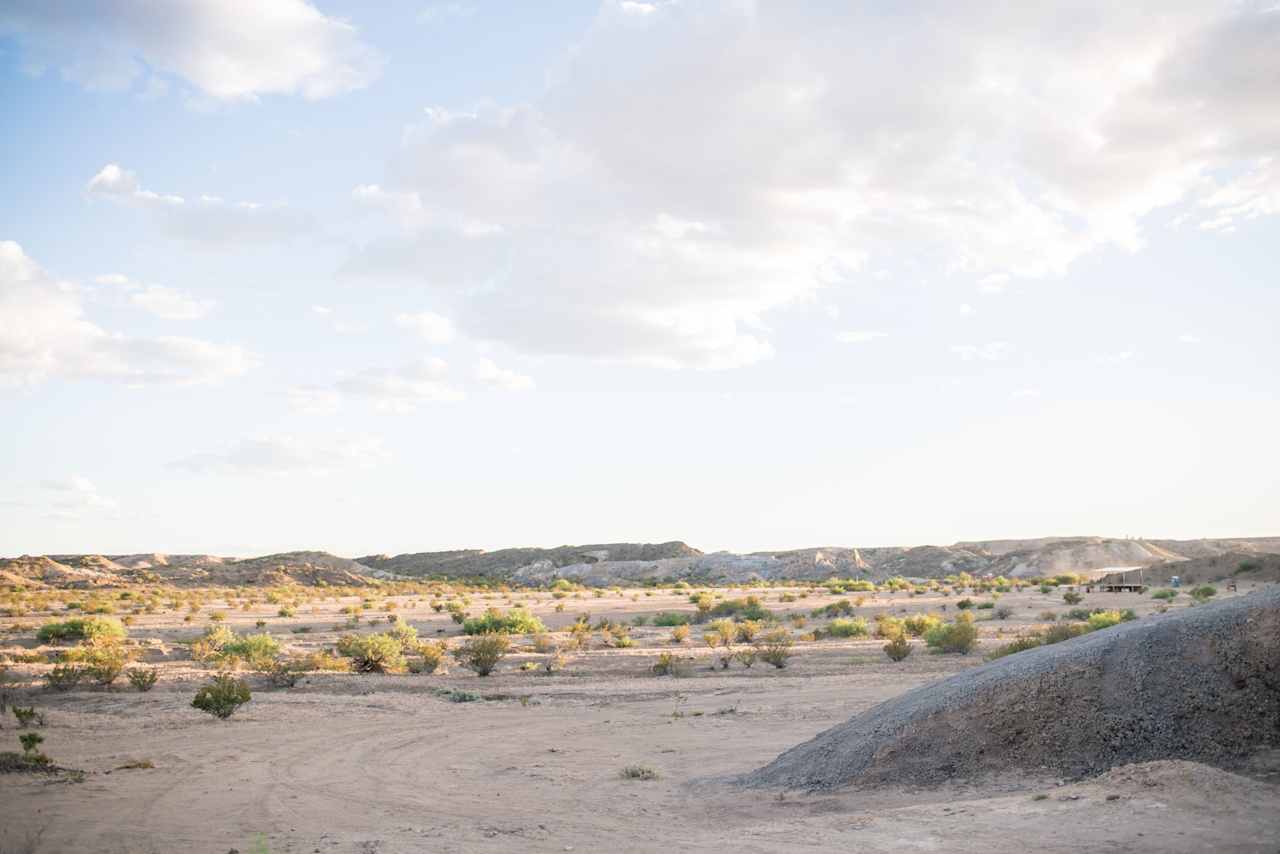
[1,583,1277,853]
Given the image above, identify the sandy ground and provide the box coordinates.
[2,584,1277,853]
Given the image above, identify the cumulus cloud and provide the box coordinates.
[0,240,255,386]
[474,358,534,391]
[952,342,1013,362]
[0,0,382,101]
[344,0,1280,370]
[130,285,215,320]
[836,330,887,344]
[170,434,388,476]
[394,310,455,343]
[41,476,120,516]
[87,163,312,245]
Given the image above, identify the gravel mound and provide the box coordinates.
[741,587,1280,790]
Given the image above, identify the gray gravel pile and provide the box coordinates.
[741,586,1280,790]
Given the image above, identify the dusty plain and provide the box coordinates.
[2,581,1277,853]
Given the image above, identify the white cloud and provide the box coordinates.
[94,273,132,287]
[959,303,975,316]
[0,0,382,101]
[835,330,887,344]
[170,434,388,476]
[40,476,119,516]
[474,358,535,391]
[951,342,1012,362]
[286,385,343,416]
[0,240,256,387]
[131,285,215,320]
[87,163,311,245]
[334,357,464,412]
[344,1,1280,370]
[394,310,455,343]
[1178,333,1202,344]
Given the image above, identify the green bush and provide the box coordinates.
[985,635,1043,660]
[1085,609,1134,631]
[37,617,126,644]
[1150,589,1178,600]
[1062,591,1083,605]
[83,644,129,686]
[127,667,158,692]
[191,674,251,719]
[902,614,943,637]
[811,599,855,618]
[955,598,975,610]
[924,614,978,654]
[651,652,689,677]
[652,611,691,626]
[454,634,509,676]
[883,633,912,662]
[1190,585,1217,601]
[462,608,546,636]
[755,629,794,668]
[219,633,282,670]
[336,633,406,673]
[44,664,85,691]
[825,617,869,638]
[708,596,772,622]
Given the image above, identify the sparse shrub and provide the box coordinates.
[902,614,943,636]
[336,633,406,673]
[84,644,129,686]
[653,611,691,627]
[825,617,869,638]
[755,629,794,669]
[994,606,1014,620]
[12,706,42,727]
[651,652,689,677]
[734,620,761,642]
[1064,608,1092,621]
[1039,610,1058,622]
[986,635,1043,660]
[811,599,855,619]
[294,651,350,672]
[218,633,281,670]
[45,664,85,691]
[19,732,47,763]
[532,633,557,654]
[734,648,758,668]
[924,613,978,654]
[1151,589,1177,601]
[670,625,690,644]
[1086,610,1128,631]
[191,673,251,719]
[416,640,449,674]
[191,624,237,661]
[277,607,296,617]
[875,615,905,638]
[1190,585,1217,601]
[1062,591,1083,605]
[708,595,771,621]
[454,634,509,676]
[619,764,658,780]
[127,667,158,692]
[1042,623,1091,644]
[956,598,975,610]
[37,617,126,644]
[266,658,300,688]
[883,632,912,662]
[462,608,546,636]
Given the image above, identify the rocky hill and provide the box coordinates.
[2,535,1277,588]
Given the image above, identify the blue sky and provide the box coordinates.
[1,1,1277,557]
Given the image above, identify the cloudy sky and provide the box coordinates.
[1,0,1277,557]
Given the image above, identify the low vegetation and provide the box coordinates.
[191,674,251,719]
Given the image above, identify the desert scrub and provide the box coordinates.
[811,599,855,618]
[217,633,281,670]
[825,617,869,638]
[191,674,251,719]
[414,640,448,674]
[127,667,159,692]
[1086,609,1134,631]
[708,596,772,622]
[734,620,761,642]
[874,615,905,638]
[924,613,978,654]
[1190,585,1217,601]
[336,632,406,673]
[755,629,794,669]
[454,633,509,676]
[1150,589,1178,600]
[462,607,546,636]
[619,764,658,780]
[44,664,86,691]
[652,611,691,626]
[83,644,129,686]
[902,613,943,637]
[651,652,689,677]
[36,617,126,644]
[985,635,1044,660]
[1062,591,1083,605]
[883,632,913,662]
[670,624,690,644]
[994,606,1014,620]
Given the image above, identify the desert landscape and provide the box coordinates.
[1,539,1277,853]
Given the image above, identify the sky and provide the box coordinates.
[0,0,1277,558]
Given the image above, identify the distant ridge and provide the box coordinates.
[2,535,1278,588]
